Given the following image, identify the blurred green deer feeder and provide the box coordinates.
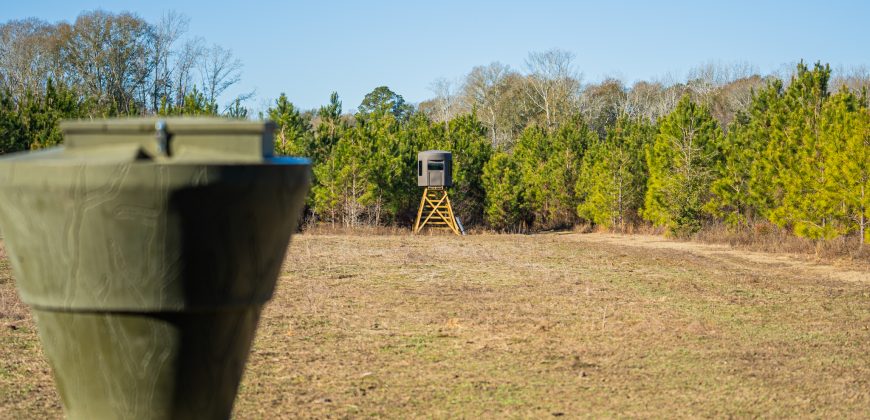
[0,118,310,419]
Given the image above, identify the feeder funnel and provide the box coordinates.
[0,118,310,419]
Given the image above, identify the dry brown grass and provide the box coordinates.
[2,233,870,418]
[0,240,62,418]
[301,224,413,236]
[694,222,870,265]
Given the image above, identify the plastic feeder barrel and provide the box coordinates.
[0,118,311,419]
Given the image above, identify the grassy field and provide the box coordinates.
[2,232,869,418]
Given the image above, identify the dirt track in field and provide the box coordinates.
[562,232,869,283]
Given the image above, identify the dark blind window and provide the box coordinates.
[427,160,444,171]
[418,161,423,176]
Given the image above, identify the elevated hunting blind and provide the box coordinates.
[414,150,464,235]
[417,150,453,187]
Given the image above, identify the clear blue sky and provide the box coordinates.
[3,1,869,113]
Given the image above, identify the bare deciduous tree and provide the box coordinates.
[199,44,242,105]
[524,48,580,131]
[624,81,665,122]
[59,11,153,114]
[0,10,244,116]
[173,37,204,106]
[149,11,189,110]
[0,18,61,97]
[578,78,626,134]
[709,75,765,128]
[428,77,456,129]
[686,60,757,105]
[831,65,870,95]
[462,62,513,147]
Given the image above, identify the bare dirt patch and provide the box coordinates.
[1,233,869,418]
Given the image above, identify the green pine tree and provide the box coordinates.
[445,113,493,225]
[766,62,834,238]
[158,86,218,117]
[312,92,345,165]
[482,152,527,231]
[707,80,785,228]
[577,117,654,229]
[267,93,311,156]
[816,89,870,244]
[21,79,90,150]
[0,89,25,154]
[312,130,370,227]
[643,95,723,236]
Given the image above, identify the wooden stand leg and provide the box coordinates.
[413,187,428,233]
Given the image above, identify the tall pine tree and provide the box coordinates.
[765,62,834,238]
[268,93,311,156]
[643,95,722,236]
[577,117,654,229]
[818,89,870,244]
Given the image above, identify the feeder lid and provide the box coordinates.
[0,117,288,165]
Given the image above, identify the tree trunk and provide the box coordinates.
[860,185,866,246]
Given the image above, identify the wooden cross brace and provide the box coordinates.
[413,187,460,235]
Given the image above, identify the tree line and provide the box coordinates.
[0,10,246,152]
[0,11,868,246]
[269,63,870,248]
[269,62,868,248]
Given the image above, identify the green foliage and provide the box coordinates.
[224,99,249,119]
[576,117,654,228]
[312,92,452,226]
[707,61,868,241]
[705,61,870,244]
[706,80,785,227]
[311,92,344,164]
[513,126,550,228]
[309,92,495,228]
[482,152,527,230]
[311,130,370,227]
[820,91,870,244]
[267,93,311,156]
[358,86,414,122]
[158,86,218,117]
[515,119,594,229]
[481,117,593,231]
[357,110,422,224]
[643,95,723,236]
[0,90,25,154]
[445,113,493,225]
[0,79,90,152]
[764,62,836,239]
